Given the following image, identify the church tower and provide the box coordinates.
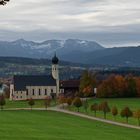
[52,53,59,96]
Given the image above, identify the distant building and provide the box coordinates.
[60,80,80,96]
[10,54,64,100]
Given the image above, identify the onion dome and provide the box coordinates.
[52,53,59,64]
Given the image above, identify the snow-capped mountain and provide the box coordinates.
[0,39,104,58]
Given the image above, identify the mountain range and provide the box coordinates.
[0,39,140,67]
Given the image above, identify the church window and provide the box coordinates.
[26,89,28,95]
[51,89,53,93]
[39,89,41,95]
[32,89,35,95]
[45,89,47,95]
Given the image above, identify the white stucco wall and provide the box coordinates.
[10,85,57,101]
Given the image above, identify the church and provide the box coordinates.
[10,54,64,101]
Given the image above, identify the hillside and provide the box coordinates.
[60,46,140,67]
[0,39,104,58]
[0,39,140,67]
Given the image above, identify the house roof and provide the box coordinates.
[60,80,80,88]
[13,75,56,91]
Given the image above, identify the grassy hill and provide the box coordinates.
[0,111,139,140]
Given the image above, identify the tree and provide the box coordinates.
[0,0,10,6]
[58,95,66,109]
[28,98,35,110]
[44,96,51,110]
[125,75,136,97]
[0,95,6,110]
[80,70,96,97]
[73,97,82,112]
[111,106,118,120]
[50,93,57,104]
[133,109,140,126]
[90,103,98,117]
[99,101,110,119]
[83,99,89,113]
[66,97,73,109]
[120,107,133,123]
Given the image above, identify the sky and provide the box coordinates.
[0,0,140,47]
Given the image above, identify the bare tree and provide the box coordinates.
[0,0,10,6]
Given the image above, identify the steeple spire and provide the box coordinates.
[52,53,59,64]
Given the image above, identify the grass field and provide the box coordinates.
[69,98,140,126]
[4,99,56,109]
[0,110,139,140]
[2,98,140,126]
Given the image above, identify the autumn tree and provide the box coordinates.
[134,77,140,97]
[133,109,140,126]
[91,103,98,117]
[99,101,110,119]
[0,95,6,110]
[66,97,73,109]
[58,95,66,109]
[120,107,133,123]
[80,70,96,97]
[73,97,82,112]
[44,96,51,110]
[111,106,118,120]
[28,98,35,110]
[125,75,136,97]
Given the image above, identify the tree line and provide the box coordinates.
[79,70,140,98]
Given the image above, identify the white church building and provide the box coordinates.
[10,54,63,101]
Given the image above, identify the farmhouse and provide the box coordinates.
[10,54,63,100]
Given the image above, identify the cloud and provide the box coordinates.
[0,0,140,46]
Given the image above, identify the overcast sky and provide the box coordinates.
[0,0,140,47]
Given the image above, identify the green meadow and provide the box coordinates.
[2,98,140,126]
[0,111,139,140]
[69,98,140,126]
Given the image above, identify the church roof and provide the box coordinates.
[13,75,56,91]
